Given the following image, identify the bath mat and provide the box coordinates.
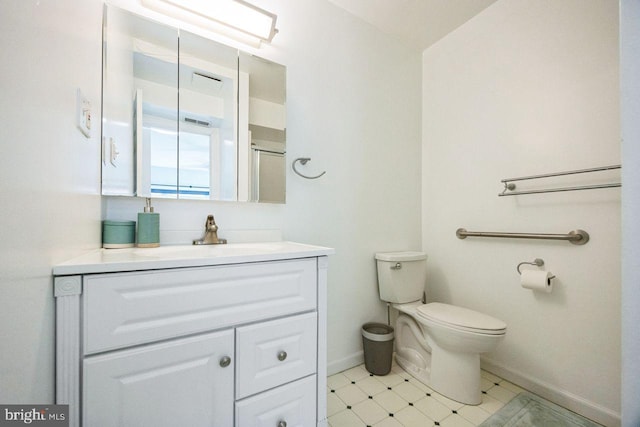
[479,392,602,427]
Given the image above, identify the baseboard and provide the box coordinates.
[481,357,621,427]
[327,351,364,376]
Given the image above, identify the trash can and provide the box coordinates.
[361,322,394,375]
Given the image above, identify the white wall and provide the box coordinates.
[422,1,620,425]
[0,0,103,403]
[620,1,640,426]
[104,0,423,374]
[278,1,423,372]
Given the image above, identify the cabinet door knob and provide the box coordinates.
[277,421,287,427]
[219,356,231,368]
[277,351,287,361]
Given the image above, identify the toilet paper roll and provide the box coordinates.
[520,269,554,293]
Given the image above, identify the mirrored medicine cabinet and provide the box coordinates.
[101,6,286,203]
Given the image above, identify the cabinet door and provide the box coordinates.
[83,330,234,427]
[235,375,316,427]
[236,312,317,399]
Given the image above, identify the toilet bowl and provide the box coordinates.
[375,252,507,405]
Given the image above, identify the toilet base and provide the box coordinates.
[429,339,482,405]
[394,313,484,405]
[394,313,432,386]
[395,346,482,405]
[395,351,431,385]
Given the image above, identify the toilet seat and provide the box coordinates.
[416,303,506,336]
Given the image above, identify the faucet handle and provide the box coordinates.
[206,215,218,232]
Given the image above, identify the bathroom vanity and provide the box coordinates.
[53,242,333,427]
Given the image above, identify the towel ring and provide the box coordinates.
[292,157,326,179]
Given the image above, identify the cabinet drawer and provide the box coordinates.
[236,312,317,399]
[83,329,234,427]
[83,258,317,354]
[235,375,317,427]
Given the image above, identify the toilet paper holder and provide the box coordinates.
[517,258,556,279]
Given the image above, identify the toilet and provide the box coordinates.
[375,251,507,405]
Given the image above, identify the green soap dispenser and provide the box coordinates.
[137,198,160,248]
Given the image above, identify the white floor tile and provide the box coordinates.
[439,414,476,427]
[327,391,347,416]
[392,381,426,403]
[486,384,517,403]
[375,372,406,387]
[480,377,495,392]
[476,393,504,415]
[394,405,435,426]
[374,417,404,427]
[356,375,388,396]
[406,377,432,393]
[327,373,351,390]
[328,409,366,427]
[457,405,492,425]
[431,391,465,410]
[335,383,368,406]
[373,390,409,414]
[480,370,502,384]
[352,398,389,425]
[413,396,452,421]
[343,365,371,382]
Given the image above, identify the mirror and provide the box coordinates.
[102,6,178,196]
[101,6,286,203]
[239,52,286,203]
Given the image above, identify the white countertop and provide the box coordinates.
[53,241,335,276]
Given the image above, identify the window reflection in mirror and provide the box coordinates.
[178,31,238,200]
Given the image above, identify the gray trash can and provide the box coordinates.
[361,322,394,375]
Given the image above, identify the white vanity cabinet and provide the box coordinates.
[53,242,332,427]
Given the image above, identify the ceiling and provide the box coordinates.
[327,0,498,51]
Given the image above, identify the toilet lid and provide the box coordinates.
[417,303,506,335]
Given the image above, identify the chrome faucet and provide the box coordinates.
[193,215,227,245]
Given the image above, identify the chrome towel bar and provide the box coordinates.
[499,164,621,196]
[456,228,589,245]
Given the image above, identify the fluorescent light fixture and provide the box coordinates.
[141,0,278,47]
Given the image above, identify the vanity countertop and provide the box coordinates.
[53,241,334,276]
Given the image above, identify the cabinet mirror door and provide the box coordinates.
[102,6,179,197]
[239,52,286,203]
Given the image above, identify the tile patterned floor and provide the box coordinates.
[327,361,527,427]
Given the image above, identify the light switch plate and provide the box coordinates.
[76,88,91,138]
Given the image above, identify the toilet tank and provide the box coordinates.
[375,251,428,303]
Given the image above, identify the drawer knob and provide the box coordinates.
[219,356,231,368]
[277,351,287,361]
[277,421,287,427]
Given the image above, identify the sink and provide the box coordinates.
[130,242,287,259]
[131,245,208,258]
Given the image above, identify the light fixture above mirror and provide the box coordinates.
[141,0,278,48]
